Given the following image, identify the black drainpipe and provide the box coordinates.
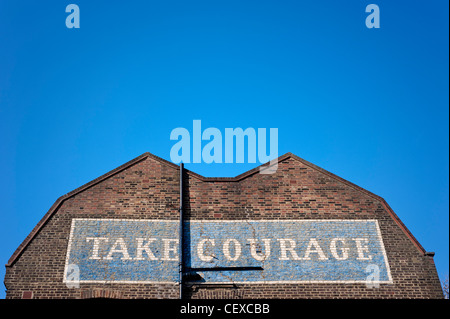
[179,163,184,299]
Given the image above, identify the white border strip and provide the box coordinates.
[68,218,380,223]
[374,219,393,283]
[189,280,391,284]
[62,219,77,284]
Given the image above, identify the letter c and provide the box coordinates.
[197,239,215,262]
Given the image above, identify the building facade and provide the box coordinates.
[4,152,443,299]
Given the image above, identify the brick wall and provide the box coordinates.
[4,153,443,299]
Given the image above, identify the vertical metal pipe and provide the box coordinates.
[179,163,184,299]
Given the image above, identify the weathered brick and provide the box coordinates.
[4,152,443,299]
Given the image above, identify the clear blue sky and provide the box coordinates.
[0,1,448,298]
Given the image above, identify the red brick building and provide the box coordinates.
[4,152,443,299]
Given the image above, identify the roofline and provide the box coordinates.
[286,153,425,255]
[5,152,426,267]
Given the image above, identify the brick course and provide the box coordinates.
[4,152,443,299]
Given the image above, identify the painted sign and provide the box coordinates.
[63,219,392,284]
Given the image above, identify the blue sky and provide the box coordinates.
[0,1,448,298]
